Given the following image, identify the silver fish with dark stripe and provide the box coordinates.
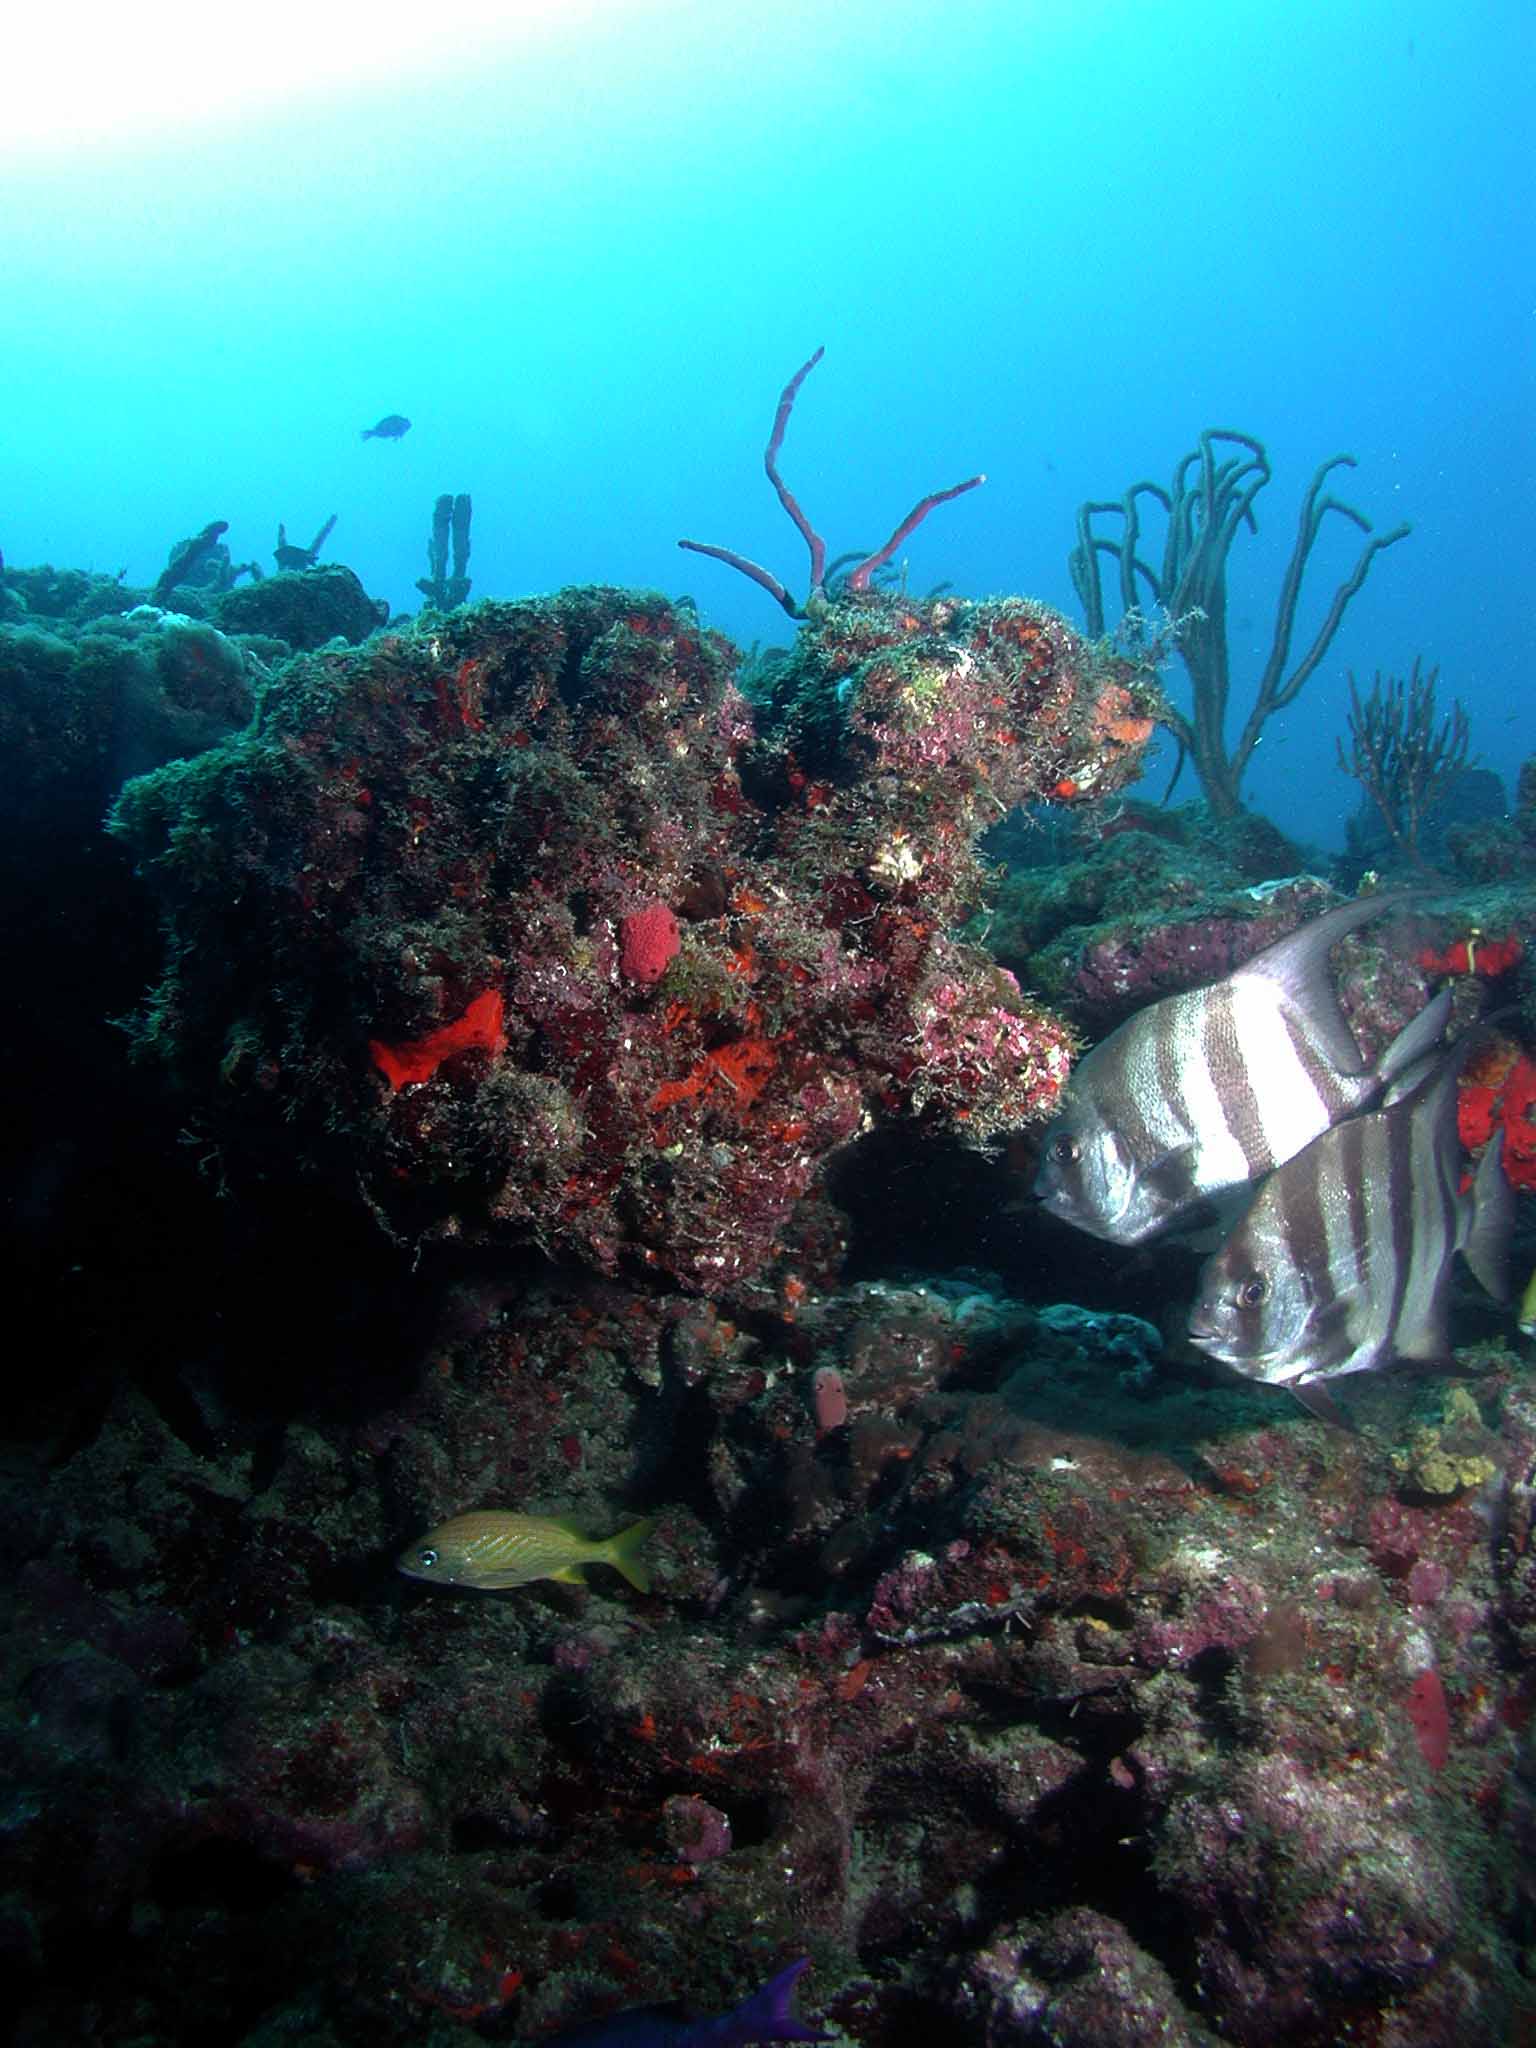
[1034,896,1448,1244]
[1185,1037,1512,1394]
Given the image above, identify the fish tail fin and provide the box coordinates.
[603,1516,654,1593]
[1518,1262,1536,1337]
[728,1959,830,2044]
[360,427,375,439]
[1465,1130,1514,1304]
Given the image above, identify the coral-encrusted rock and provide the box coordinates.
[1517,756,1536,845]
[963,1909,1222,2045]
[5,1255,1535,2043]
[1159,1752,1461,2041]
[210,563,387,650]
[0,606,256,847]
[111,585,1153,1293]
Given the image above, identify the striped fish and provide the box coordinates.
[397,1509,652,1593]
[1185,1036,1512,1396]
[1034,896,1448,1244]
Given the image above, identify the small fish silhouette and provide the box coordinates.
[362,413,412,441]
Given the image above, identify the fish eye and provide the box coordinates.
[1049,1135,1080,1165]
[1237,1277,1268,1310]
[417,1547,439,1569]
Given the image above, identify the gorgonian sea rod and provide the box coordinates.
[111,585,1154,1295]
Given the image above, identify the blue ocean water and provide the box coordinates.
[2,0,1530,848]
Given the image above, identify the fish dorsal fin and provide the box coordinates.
[1463,1130,1514,1304]
[1236,895,1404,1078]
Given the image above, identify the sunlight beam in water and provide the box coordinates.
[2,0,656,153]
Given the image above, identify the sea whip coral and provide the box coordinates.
[678,346,984,618]
[1071,429,1410,816]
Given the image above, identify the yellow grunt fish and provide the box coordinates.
[397,1509,653,1594]
[1520,1267,1536,1339]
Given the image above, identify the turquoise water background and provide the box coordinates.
[3,0,1530,844]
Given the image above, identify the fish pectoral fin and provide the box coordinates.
[1377,988,1453,1098]
[1288,1379,1357,1430]
[1393,1251,1456,1364]
[1393,1305,1451,1362]
[1464,1129,1514,1304]
[1140,1142,1199,1194]
[1164,1184,1253,1251]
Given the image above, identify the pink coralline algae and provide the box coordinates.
[811,1365,849,1433]
[662,1793,733,1865]
[110,583,1154,1294]
[1404,1667,1452,1771]
[1067,912,1273,1021]
[1035,873,1436,1053]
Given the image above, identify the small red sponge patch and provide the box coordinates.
[370,989,506,1090]
[620,902,681,985]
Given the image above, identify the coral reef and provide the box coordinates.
[1519,758,1536,845]
[5,503,1533,2048]
[0,541,393,865]
[3,1263,1535,2044]
[988,847,1430,1043]
[1454,1031,1536,1192]
[1,559,140,627]
[1340,764,1512,889]
[110,583,1154,1296]
[210,562,387,650]
[0,604,258,848]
